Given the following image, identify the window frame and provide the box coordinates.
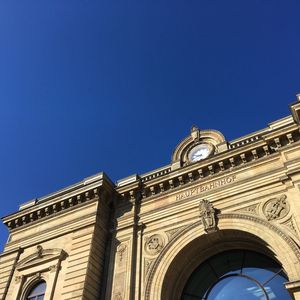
[25,280,47,300]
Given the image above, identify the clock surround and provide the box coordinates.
[188,143,214,162]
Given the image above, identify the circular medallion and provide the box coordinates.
[144,234,164,255]
[263,194,289,221]
[188,144,213,162]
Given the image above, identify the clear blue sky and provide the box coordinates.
[0,0,299,251]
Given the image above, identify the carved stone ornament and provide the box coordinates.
[144,234,164,256]
[113,292,122,300]
[15,275,24,283]
[236,203,259,215]
[49,264,59,273]
[263,194,289,221]
[199,199,217,233]
[282,217,298,236]
[36,245,43,258]
[144,258,155,279]
[191,125,200,141]
[116,244,127,263]
[166,225,188,241]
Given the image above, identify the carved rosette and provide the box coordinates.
[199,199,217,233]
[144,234,165,256]
[263,195,289,221]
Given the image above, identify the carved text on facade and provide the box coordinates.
[175,175,236,201]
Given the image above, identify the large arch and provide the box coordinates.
[144,213,300,300]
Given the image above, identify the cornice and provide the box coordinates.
[2,110,300,233]
[118,125,300,203]
[2,173,116,231]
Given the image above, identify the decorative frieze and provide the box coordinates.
[251,149,258,159]
[134,130,298,201]
[198,168,204,178]
[5,129,299,232]
[229,157,235,168]
[5,187,102,230]
[263,145,270,156]
[286,133,294,144]
[159,183,165,193]
[188,172,194,182]
[274,137,282,149]
[240,153,247,164]
[169,179,174,189]
[218,161,225,171]
[178,176,184,186]
[208,165,214,175]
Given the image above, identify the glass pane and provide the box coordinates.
[243,252,279,282]
[264,272,291,299]
[183,262,217,298]
[248,268,279,284]
[37,295,45,300]
[181,250,292,300]
[207,276,266,300]
[27,281,46,297]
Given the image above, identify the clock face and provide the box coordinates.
[188,144,212,162]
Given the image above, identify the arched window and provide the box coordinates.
[181,250,291,300]
[26,281,46,300]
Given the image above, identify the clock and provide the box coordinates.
[188,144,213,162]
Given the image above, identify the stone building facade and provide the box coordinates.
[1,96,300,299]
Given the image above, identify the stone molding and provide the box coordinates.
[11,245,68,300]
[120,127,300,203]
[3,127,299,232]
[285,279,300,293]
[3,186,111,231]
[15,245,67,271]
[171,127,226,164]
[144,212,300,300]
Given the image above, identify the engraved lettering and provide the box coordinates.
[175,175,236,201]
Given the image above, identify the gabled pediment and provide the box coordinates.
[16,245,67,271]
